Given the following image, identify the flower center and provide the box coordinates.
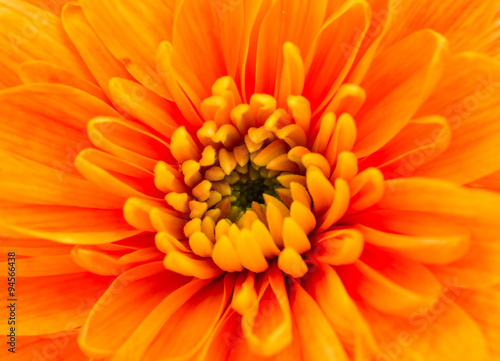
[228,169,281,215]
[152,76,384,279]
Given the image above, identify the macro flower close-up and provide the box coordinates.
[1,0,500,360]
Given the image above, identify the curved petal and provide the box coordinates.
[380,0,500,53]
[376,177,500,287]
[414,53,500,184]
[62,3,134,97]
[0,254,84,277]
[19,60,107,102]
[360,116,451,178]
[141,274,235,360]
[304,0,370,113]
[358,225,470,265]
[0,239,72,257]
[87,117,173,171]
[79,263,190,358]
[108,77,182,138]
[80,0,174,99]
[0,0,94,89]
[22,0,72,15]
[0,150,124,209]
[0,202,141,245]
[338,255,442,318]
[289,280,349,361]
[302,263,379,359]
[172,0,226,96]
[359,300,489,361]
[110,277,215,361]
[1,330,88,361]
[353,29,448,157]
[0,84,120,174]
[241,263,293,357]
[75,148,163,200]
[456,284,500,358]
[0,272,113,335]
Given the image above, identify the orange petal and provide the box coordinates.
[22,0,72,15]
[323,83,366,117]
[0,272,113,335]
[19,60,107,102]
[123,198,168,232]
[172,0,226,97]
[312,228,364,266]
[241,264,293,357]
[348,254,442,317]
[71,246,126,276]
[0,0,94,89]
[378,177,500,287]
[79,263,190,358]
[163,251,223,279]
[456,284,500,358]
[75,148,162,200]
[354,30,448,157]
[170,126,201,163]
[253,0,282,96]
[0,239,71,257]
[87,117,173,171]
[304,0,370,113]
[140,275,235,360]
[0,149,124,209]
[157,41,205,126]
[358,225,470,265]
[379,0,500,53]
[360,300,489,361]
[302,264,379,359]
[110,278,215,361]
[232,271,258,315]
[0,84,119,173]
[62,3,134,96]
[108,77,181,138]
[414,53,500,184]
[0,254,83,277]
[0,202,141,245]
[360,115,451,178]
[0,330,88,361]
[289,280,349,361]
[80,0,173,99]
[276,42,305,107]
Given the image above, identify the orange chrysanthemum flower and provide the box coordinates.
[1,0,500,360]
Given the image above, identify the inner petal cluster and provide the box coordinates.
[151,77,385,279]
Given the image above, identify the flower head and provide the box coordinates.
[1,0,500,360]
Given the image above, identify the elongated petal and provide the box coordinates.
[0,202,141,245]
[354,30,448,157]
[380,0,500,53]
[376,177,500,287]
[110,278,213,361]
[0,150,124,209]
[304,0,370,113]
[289,280,349,361]
[62,3,134,96]
[0,0,94,89]
[141,275,235,360]
[414,53,500,184]
[456,284,500,358]
[19,60,107,102]
[360,301,489,361]
[0,84,119,174]
[0,272,113,335]
[1,331,87,361]
[80,0,174,99]
[79,264,190,357]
